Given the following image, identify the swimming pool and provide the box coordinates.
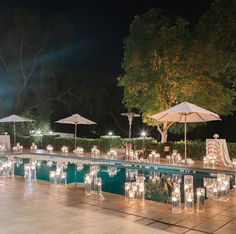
[1,152,235,203]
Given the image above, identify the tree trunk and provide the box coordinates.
[157,122,169,143]
[161,122,168,143]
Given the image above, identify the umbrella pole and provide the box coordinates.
[13,122,16,146]
[74,124,77,150]
[184,120,187,164]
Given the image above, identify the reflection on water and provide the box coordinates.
[1,155,234,203]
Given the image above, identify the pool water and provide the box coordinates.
[13,159,211,203]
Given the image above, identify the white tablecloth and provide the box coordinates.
[206,139,232,166]
[0,135,11,150]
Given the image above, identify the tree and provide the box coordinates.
[196,0,236,86]
[0,7,74,129]
[51,70,126,137]
[119,8,235,142]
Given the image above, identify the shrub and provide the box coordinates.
[144,141,236,160]
[17,134,236,159]
[17,135,155,152]
[100,136,125,152]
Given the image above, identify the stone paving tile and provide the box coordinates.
[193,219,229,233]
[148,221,170,230]
[211,214,234,222]
[124,214,144,222]
[213,229,236,234]
[159,214,186,225]
[2,177,236,234]
[175,219,203,229]
[184,230,207,234]
[135,218,156,226]
[218,221,236,231]
[0,223,42,234]
[164,225,190,234]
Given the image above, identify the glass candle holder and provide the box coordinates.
[46,145,53,153]
[30,142,37,151]
[15,158,23,168]
[50,166,67,187]
[94,177,102,194]
[13,143,23,152]
[166,155,171,164]
[184,175,193,210]
[61,145,68,153]
[84,173,92,195]
[212,180,219,200]
[107,149,117,160]
[204,177,216,199]
[125,169,138,181]
[91,146,100,158]
[107,166,118,177]
[36,161,41,168]
[24,163,36,183]
[232,158,236,167]
[76,163,84,172]
[8,160,14,177]
[203,156,208,167]
[148,151,156,163]
[60,172,67,185]
[47,161,53,167]
[136,176,145,205]
[185,192,194,213]
[138,183,145,205]
[171,155,177,165]
[172,183,181,213]
[125,182,131,200]
[128,187,135,203]
[90,165,99,177]
[196,188,205,213]
[50,171,56,185]
[73,147,84,154]
[155,153,160,164]
[175,154,181,164]
[218,174,230,201]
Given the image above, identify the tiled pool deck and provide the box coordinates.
[1,177,236,234]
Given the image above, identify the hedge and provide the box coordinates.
[17,135,155,152]
[145,141,236,160]
[16,135,236,159]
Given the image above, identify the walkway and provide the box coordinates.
[1,177,236,233]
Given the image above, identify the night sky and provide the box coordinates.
[1,0,213,74]
[3,0,234,141]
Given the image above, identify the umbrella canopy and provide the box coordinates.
[150,102,221,163]
[0,114,33,123]
[55,114,96,149]
[0,114,33,146]
[150,102,220,123]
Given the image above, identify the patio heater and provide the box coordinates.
[121,112,140,160]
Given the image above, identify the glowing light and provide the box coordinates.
[140,131,147,137]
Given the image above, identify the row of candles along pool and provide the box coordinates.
[0,156,235,214]
[5,142,236,167]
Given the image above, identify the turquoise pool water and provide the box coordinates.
[13,158,213,203]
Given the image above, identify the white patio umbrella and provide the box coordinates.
[0,114,34,146]
[150,102,221,163]
[55,114,96,149]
